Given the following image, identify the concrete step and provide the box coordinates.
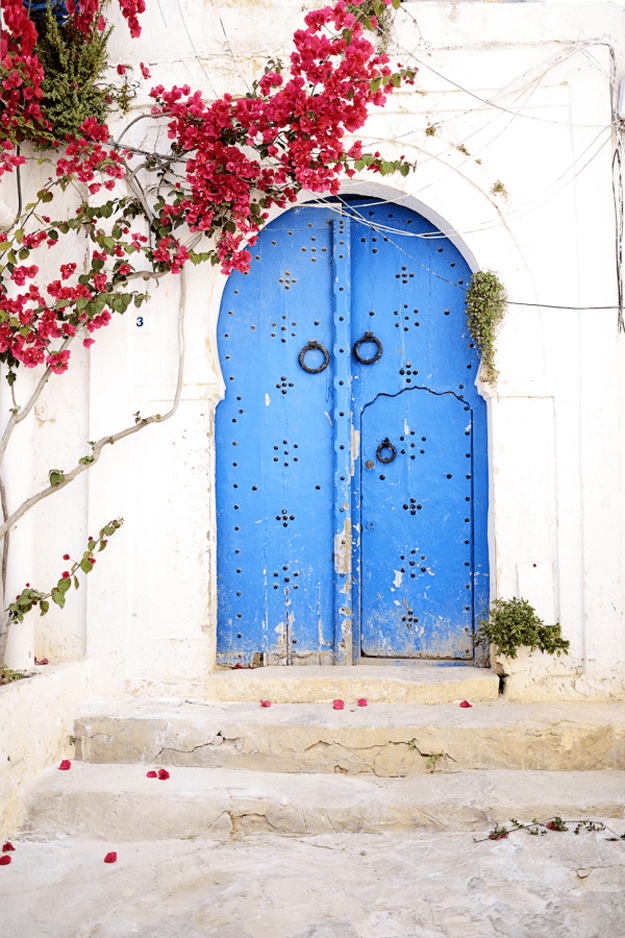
[18,762,625,841]
[200,663,499,704]
[73,698,625,775]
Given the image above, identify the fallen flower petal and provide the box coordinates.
[260,699,271,707]
[357,698,368,707]
[460,700,472,708]
[146,771,157,778]
[35,658,49,665]
[103,852,117,863]
[233,664,243,670]
[2,842,15,852]
[333,699,344,710]
[0,856,11,866]
[157,769,170,780]
[58,759,71,770]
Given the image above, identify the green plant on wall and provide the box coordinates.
[22,6,131,148]
[464,270,507,384]
[474,597,570,660]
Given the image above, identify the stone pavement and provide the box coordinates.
[2,824,625,938]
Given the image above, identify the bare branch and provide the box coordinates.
[0,269,187,542]
[0,336,75,472]
[0,473,9,598]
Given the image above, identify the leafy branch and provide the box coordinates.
[7,520,123,623]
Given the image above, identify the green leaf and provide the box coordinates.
[57,577,72,593]
[369,78,381,93]
[80,557,93,574]
[73,576,80,590]
[39,600,50,616]
[14,229,24,244]
[0,241,11,252]
[98,540,107,552]
[51,589,66,609]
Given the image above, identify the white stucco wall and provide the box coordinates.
[2,0,625,700]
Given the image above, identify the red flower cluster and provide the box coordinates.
[0,0,415,387]
[149,1,415,273]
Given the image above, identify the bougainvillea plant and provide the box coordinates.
[0,0,415,665]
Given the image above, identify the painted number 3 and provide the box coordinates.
[136,316,144,327]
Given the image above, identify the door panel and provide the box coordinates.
[216,209,337,665]
[216,199,489,666]
[361,389,473,658]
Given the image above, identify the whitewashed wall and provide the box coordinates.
[2,0,625,700]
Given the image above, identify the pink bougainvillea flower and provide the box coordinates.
[34,658,48,665]
[63,554,70,561]
[260,699,271,707]
[62,571,70,579]
[140,62,151,79]
[117,64,127,76]
[2,842,15,852]
[146,771,157,778]
[460,700,472,708]
[83,338,95,349]
[58,759,72,770]
[357,698,367,707]
[0,856,11,866]
[233,664,243,670]
[333,699,344,710]
[157,769,170,780]
[103,852,117,863]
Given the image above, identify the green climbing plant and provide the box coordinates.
[464,270,507,384]
[474,597,570,660]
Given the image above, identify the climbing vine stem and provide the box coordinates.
[464,270,507,384]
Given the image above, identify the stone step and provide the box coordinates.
[18,762,625,841]
[73,698,625,775]
[201,663,499,704]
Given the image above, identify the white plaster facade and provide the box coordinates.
[2,0,625,700]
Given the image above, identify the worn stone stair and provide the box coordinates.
[73,698,625,775]
[15,695,625,842]
[17,762,625,841]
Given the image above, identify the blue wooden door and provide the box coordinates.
[215,199,488,665]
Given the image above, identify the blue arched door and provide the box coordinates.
[215,199,488,666]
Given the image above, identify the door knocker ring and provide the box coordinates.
[298,340,330,374]
[376,438,397,464]
[353,331,383,365]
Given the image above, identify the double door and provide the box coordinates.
[215,199,488,665]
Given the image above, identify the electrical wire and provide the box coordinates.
[392,9,615,130]
[295,197,620,311]
[175,0,220,99]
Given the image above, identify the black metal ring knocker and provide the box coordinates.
[353,331,383,364]
[298,340,330,374]
[376,438,397,464]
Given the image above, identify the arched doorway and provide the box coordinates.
[215,198,489,666]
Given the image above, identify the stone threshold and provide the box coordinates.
[204,663,499,703]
